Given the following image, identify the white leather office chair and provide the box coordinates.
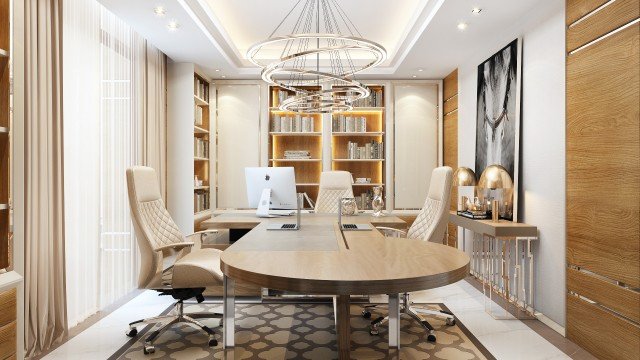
[315,171,355,213]
[126,166,223,355]
[363,166,454,342]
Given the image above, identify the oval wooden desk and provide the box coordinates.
[215,214,470,359]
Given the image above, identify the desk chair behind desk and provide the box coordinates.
[126,166,223,355]
[363,166,455,342]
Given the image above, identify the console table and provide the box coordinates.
[449,211,538,319]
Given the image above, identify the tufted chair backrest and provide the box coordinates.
[406,166,453,242]
[315,171,355,213]
[126,166,185,288]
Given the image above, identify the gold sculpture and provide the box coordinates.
[478,164,513,189]
[452,167,477,186]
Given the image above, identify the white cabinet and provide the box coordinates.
[392,83,440,210]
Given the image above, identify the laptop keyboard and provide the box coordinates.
[342,224,358,229]
[280,224,297,229]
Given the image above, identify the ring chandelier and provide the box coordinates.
[246,0,387,113]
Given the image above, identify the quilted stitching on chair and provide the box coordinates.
[407,198,441,240]
[139,199,185,249]
[315,188,355,213]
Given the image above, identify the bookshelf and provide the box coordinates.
[193,74,211,221]
[331,85,385,210]
[0,0,9,271]
[268,86,323,205]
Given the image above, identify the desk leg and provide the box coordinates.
[388,293,400,349]
[223,276,235,349]
[335,295,351,360]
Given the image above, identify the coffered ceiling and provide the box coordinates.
[98,0,560,79]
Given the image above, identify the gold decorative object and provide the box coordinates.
[453,167,477,186]
[478,164,513,189]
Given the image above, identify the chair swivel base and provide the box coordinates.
[126,300,223,355]
[362,294,455,343]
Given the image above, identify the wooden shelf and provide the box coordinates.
[270,159,322,162]
[194,156,209,161]
[332,132,384,136]
[194,185,210,190]
[332,159,384,162]
[353,183,384,186]
[270,132,322,136]
[194,125,209,134]
[194,95,209,106]
[0,204,8,210]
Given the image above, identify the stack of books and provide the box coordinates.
[271,115,314,132]
[194,105,204,126]
[194,77,208,101]
[332,115,367,132]
[351,88,383,107]
[194,138,209,158]
[347,141,384,159]
[356,190,373,210]
[194,191,210,213]
[284,150,311,159]
[276,90,294,107]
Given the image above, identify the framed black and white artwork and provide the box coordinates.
[474,38,522,220]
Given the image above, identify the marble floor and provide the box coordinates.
[42,280,595,360]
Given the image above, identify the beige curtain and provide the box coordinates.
[24,0,68,357]
[143,42,167,199]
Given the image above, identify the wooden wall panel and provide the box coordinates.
[566,23,640,287]
[566,1,640,358]
[443,70,458,247]
[0,289,15,359]
[567,0,639,52]
[567,295,640,360]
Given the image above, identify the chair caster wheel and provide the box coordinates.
[362,310,371,319]
[208,337,218,347]
[427,334,436,342]
[143,345,155,355]
[446,318,456,326]
[126,327,138,337]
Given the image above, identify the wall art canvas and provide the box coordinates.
[474,38,522,220]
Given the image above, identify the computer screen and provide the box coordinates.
[245,167,297,210]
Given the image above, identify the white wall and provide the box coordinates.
[458,4,566,326]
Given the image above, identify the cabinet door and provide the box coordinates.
[217,85,262,208]
[393,84,439,209]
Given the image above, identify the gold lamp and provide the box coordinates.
[453,167,477,186]
[478,164,513,189]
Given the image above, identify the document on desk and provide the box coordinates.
[228,223,339,251]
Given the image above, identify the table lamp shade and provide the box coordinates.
[478,165,513,189]
[453,167,477,186]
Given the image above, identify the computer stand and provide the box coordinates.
[256,188,272,217]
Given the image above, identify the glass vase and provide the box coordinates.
[371,186,384,217]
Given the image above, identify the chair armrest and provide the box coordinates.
[154,242,195,252]
[186,229,219,246]
[375,226,408,238]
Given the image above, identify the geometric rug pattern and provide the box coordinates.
[111,302,494,360]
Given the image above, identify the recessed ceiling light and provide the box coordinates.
[412,75,417,78]
[221,75,226,78]
[418,68,423,72]
[457,22,468,31]
[472,7,482,14]
[167,20,180,31]
[215,69,220,72]
[154,6,166,16]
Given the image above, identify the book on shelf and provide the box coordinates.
[271,115,314,133]
[194,77,208,101]
[352,88,383,108]
[194,191,210,213]
[283,150,311,159]
[332,115,367,133]
[346,140,384,159]
[194,137,209,158]
[356,189,374,210]
[194,105,204,126]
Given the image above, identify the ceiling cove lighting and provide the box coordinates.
[153,6,166,16]
[247,0,387,113]
[457,22,468,31]
[167,20,180,31]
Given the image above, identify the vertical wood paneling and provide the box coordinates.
[443,70,458,247]
[566,0,640,358]
[0,289,15,359]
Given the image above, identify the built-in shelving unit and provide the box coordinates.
[331,85,386,210]
[0,0,10,271]
[193,74,211,221]
[268,86,323,204]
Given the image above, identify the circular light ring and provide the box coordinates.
[247,33,387,73]
[261,68,370,102]
[279,91,356,113]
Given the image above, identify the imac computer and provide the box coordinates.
[245,167,298,218]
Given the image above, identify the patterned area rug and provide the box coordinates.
[111,302,493,360]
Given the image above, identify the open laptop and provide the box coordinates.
[267,194,302,230]
[338,198,372,231]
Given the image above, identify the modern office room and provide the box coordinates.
[0,0,638,359]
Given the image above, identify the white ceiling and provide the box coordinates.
[98,0,559,80]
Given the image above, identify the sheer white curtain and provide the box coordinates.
[64,0,160,326]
